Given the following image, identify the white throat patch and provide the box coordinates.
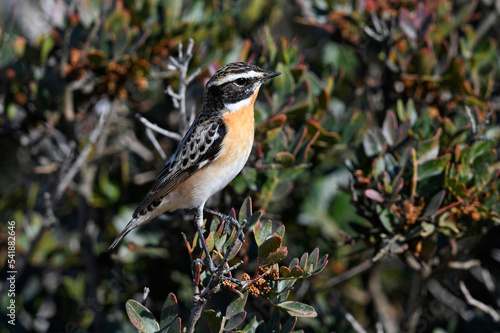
[224,94,254,113]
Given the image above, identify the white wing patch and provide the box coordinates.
[198,159,210,169]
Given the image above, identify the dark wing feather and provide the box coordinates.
[132,115,226,218]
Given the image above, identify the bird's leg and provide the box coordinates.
[194,207,217,273]
[203,207,245,244]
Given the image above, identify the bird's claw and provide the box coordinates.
[204,207,246,244]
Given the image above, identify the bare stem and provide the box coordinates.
[145,128,167,160]
[136,113,182,141]
[460,281,500,322]
[54,99,114,204]
[167,38,200,135]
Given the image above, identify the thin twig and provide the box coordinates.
[427,279,474,321]
[145,128,167,160]
[448,259,480,270]
[330,293,367,333]
[460,281,500,322]
[54,99,113,204]
[136,113,182,141]
[323,259,373,288]
[166,38,200,135]
[369,271,398,333]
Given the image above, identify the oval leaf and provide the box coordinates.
[223,311,246,332]
[226,291,249,318]
[260,248,288,268]
[259,235,283,258]
[274,151,295,168]
[276,301,317,318]
[160,293,178,331]
[365,189,384,203]
[125,300,160,333]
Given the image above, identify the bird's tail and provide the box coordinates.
[108,219,139,250]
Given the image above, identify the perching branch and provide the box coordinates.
[186,220,246,333]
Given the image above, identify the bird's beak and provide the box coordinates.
[262,71,281,81]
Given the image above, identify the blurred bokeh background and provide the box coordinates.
[1,0,500,332]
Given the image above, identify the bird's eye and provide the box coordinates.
[234,78,247,86]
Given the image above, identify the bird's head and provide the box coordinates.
[204,62,281,114]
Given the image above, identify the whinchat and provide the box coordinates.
[109,62,280,269]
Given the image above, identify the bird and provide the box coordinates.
[109,62,281,269]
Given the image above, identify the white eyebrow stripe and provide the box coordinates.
[208,70,264,87]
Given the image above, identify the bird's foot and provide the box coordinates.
[203,207,246,244]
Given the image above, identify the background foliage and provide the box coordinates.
[1,0,500,332]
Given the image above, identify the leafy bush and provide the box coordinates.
[1,0,499,332]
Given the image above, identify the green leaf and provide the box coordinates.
[203,309,222,333]
[438,213,460,234]
[258,234,283,258]
[239,197,252,223]
[365,189,384,203]
[6,104,16,121]
[299,252,308,271]
[40,36,55,64]
[280,266,292,278]
[397,98,417,125]
[275,301,317,318]
[446,178,468,199]
[377,206,397,233]
[266,309,281,333]
[363,129,384,157]
[206,232,215,253]
[382,110,398,146]
[417,128,442,163]
[296,131,320,164]
[260,248,288,267]
[244,211,262,232]
[307,248,319,269]
[242,316,262,332]
[274,151,296,167]
[423,190,445,217]
[225,238,243,261]
[224,311,246,332]
[274,62,295,97]
[420,222,436,237]
[418,154,451,181]
[226,292,249,319]
[166,317,181,333]
[125,300,160,333]
[253,220,273,247]
[274,224,285,239]
[288,258,299,270]
[160,293,178,332]
[313,254,329,275]
[290,265,304,277]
